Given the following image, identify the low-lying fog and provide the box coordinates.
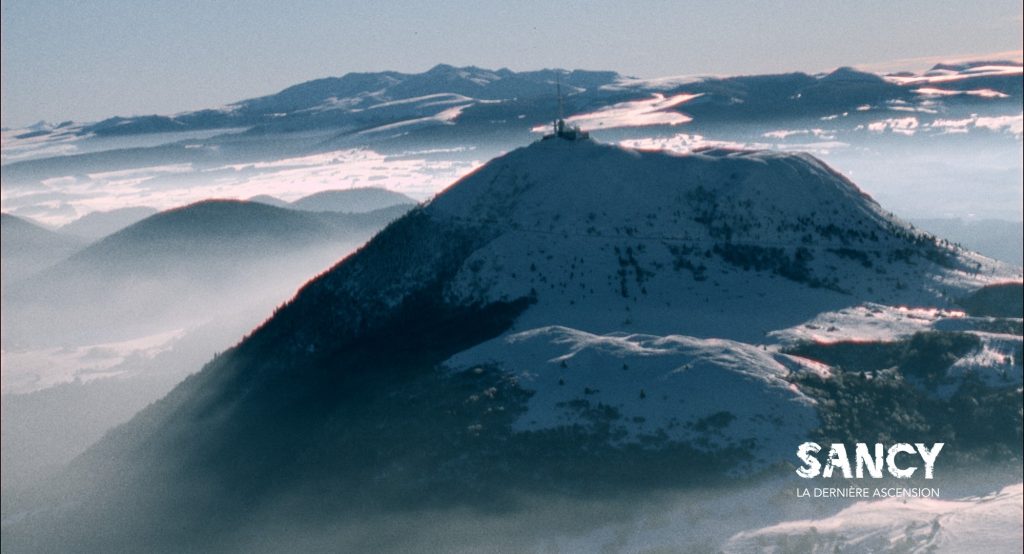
[1,199,410,491]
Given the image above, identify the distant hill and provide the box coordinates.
[1,213,82,284]
[71,200,337,264]
[250,188,417,213]
[959,282,1024,318]
[246,194,290,208]
[288,187,417,213]
[52,199,410,270]
[1,200,412,347]
[59,206,159,240]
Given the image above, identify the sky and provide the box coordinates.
[2,0,1022,127]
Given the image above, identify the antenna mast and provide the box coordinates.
[542,70,588,141]
[556,72,564,120]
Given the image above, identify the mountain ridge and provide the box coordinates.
[6,61,1018,146]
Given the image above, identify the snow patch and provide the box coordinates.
[446,325,824,467]
[886,63,1023,85]
[532,94,699,132]
[914,87,1010,99]
[619,133,764,152]
[726,483,1024,553]
[769,303,967,346]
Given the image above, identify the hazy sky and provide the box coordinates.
[2,0,1022,127]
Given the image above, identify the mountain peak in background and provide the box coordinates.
[3,60,1021,236]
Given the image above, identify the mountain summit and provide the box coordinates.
[7,140,1019,551]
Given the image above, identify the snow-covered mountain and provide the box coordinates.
[401,139,1018,457]
[8,61,1018,142]
[5,138,1019,552]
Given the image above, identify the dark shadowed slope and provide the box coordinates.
[1,201,412,494]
